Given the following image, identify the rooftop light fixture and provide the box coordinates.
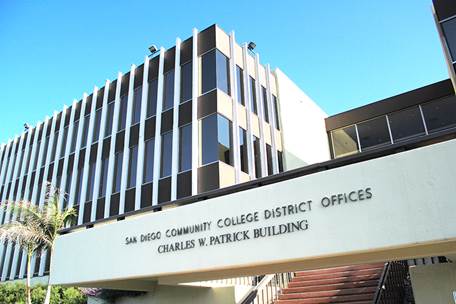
[148,45,158,56]
[248,41,256,51]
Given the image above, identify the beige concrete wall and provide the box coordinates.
[410,263,456,304]
[114,285,235,304]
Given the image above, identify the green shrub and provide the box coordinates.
[0,283,86,304]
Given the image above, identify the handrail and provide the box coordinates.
[373,262,390,303]
[374,261,414,304]
[237,273,295,304]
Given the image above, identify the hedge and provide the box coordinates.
[0,283,86,304]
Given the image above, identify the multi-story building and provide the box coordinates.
[0,24,328,282]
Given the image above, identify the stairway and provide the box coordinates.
[275,263,385,304]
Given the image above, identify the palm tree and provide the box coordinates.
[0,185,76,304]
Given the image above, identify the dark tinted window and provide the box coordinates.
[357,116,391,150]
[239,127,248,174]
[272,95,280,130]
[147,79,158,117]
[201,50,217,94]
[249,77,257,114]
[163,70,175,111]
[93,109,102,142]
[201,114,218,165]
[113,151,123,193]
[132,87,142,125]
[216,50,230,95]
[86,161,96,202]
[128,145,138,188]
[41,136,49,166]
[388,107,425,142]
[422,96,456,132]
[74,169,83,204]
[179,124,192,172]
[181,62,192,103]
[236,66,245,106]
[253,136,261,178]
[277,150,284,173]
[442,18,456,61]
[105,102,115,137]
[262,86,269,123]
[99,156,109,198]
[144,138,155,183]
[266,144,273,175]
[331,125,359,158]
[80,115,89,148]
[60,127,68,158]
[50,131,58,161]
[160,132,172,177]
[118,94,128,131]
[218,115,232,165]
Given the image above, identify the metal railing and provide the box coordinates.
[374,261,415,304]
[237,273,294,304]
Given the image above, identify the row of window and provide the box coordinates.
[442,16,456,62]
[331,95,456,158]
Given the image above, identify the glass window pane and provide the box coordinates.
[41,136,49,167]
[160,132,173,177]
[218,115,232,165]
[442,18,456,62]
[249,77,257,114]
[262,86,269,123]
[74,169,83,204]
[201,114,218,165]
[239,127,248,174]
[216,50,230,95]
[388,107,425,142]
[331,125,359,158]
[147,79,158,117]
[179,124,192,172]
[60,127,68,158]
[93,109,102,142]
[71,120,79,153]
[128,145,138,188]
[99,157,109,198]
[201,50,216,94]
[105,102,114,137]
[85,161,96,202]
[80,115,90,148]
[357,116,391,150]
[113,151,123,193]
[272,95,280,130]
[163,70,175,111]
[277,150,284,173]
[266,144,273,175]
[50,131,58,161]
[118,94,128,131]
[144,138,155,183]
[422,96,456,132]
[253,136,261,178]
[181,62,192,103]
[236,66,245,105]
[132,87,142,125]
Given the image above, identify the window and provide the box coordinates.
[421,96,456,132]
[93,108,102,142]
[147,79,158,118]
[71,121,79,153]
[50,131,58,161]
[60,126,68,157]
[272,95,280,130]
[253,136,261,178]
[179,124,192,172]
[388,107,425,142]
[128,145,138,188]
[41,136,49,167]
[132,87,142,125]
[201,49,230,95]
[74,169,83,204]
[262,86,269,123]
[181,62,192,103]
[99,156,109,198]
[442,18,456,62]
[105,101,115,137]
[266,144,273,175]
[200,114,233,166]
[160,132,173,178]
[144,138,155,183]
[277,150,284,173]
[85,161,96,202]
[163,70,175,111]
[113,151,123,193]
[239,127,248,174]
[236,66,245,105]
[80,115,89,148]
[249,77,257,114]
[357,116,391,150]
[331,126,359,158]
[118,94,128,131]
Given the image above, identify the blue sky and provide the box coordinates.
[0,0,448,144]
